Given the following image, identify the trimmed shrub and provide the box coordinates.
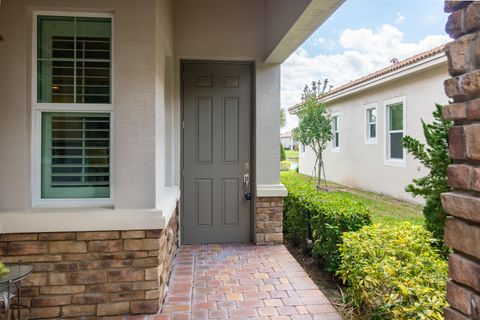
[280,144,286,161]
[280,160,291,171]
[281,171,371,271]
[338,223,448,320]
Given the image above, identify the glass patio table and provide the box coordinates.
[0,264,33,320]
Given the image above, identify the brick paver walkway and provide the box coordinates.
[151,243,341,320]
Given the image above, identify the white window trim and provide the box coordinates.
[31,11,115,208]
[331,113,340,152]
[364,103,378,144]
[383,96,407,167]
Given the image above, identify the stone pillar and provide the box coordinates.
[255,197,284,245]
[442,1,480,319]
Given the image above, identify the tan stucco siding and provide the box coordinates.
[299,64,449,203]
[0,0,30,210]
[0,0,311,214]
[173,0,282,186]
[0,0,167,210]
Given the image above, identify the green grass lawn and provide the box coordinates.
[284,150,299,160]
[281,171,424,225]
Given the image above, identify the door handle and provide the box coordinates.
[243,173,252,200]
[243,173,250,191]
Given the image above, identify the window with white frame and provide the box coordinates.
[384,97,406,166]
[34,13,113,205]
[365,104,378,143]
[332,114,339,151]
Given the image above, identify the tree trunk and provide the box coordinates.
[317,152,322,189]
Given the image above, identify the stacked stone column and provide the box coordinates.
[255,197,284,245]
[442,1,480,319]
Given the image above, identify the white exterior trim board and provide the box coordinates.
[257,184,288,197]
[331,112,340,152]
[364,103,378,144]
[0,187,180,233]
[31,11,116,208]
[383,96,407,168]
[324,53,446,104]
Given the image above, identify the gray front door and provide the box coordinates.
[182,62,252,244]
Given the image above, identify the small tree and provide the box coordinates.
[280,107,287,161]
[403,104,452,248]
[293,81,333,190]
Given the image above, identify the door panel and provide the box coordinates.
[223,98,239,164]
[195,97,213,164]
[223,178,239,227]
[182,62,251,244]
[195,179,213,227]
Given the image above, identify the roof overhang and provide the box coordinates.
[264,0,345,64]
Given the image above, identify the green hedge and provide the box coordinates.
[280,144,286,161]
[281,171,371,272]
[338,223,447,320]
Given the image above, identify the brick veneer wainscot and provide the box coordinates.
[442,1,480,319]
[0,205,179,319]
[255,197,283,245]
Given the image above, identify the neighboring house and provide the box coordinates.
[280,131,298,150]
[0,0,344,317]
[290,46,449,203]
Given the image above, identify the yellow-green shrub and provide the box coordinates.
[338,223,448,319]
[281,171,371,271]
[280,160,291,171]
[0,262,9,276]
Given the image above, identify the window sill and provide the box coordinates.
[0,187,180,234]
[33,198,113,208]
[384,159,406,168]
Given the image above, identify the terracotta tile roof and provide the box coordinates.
[289,45,446,112]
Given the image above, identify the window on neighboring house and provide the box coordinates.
[365,104,378,144]
[384,97,406,166]
[34,14,113,205]
[332,115,339,151]
[300,143,305,153]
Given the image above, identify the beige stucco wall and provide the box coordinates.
[0,0,173,210]
[173,0,282,186]
[0,0,316,218]
[299,63,449,203]
[0,0,30,211]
